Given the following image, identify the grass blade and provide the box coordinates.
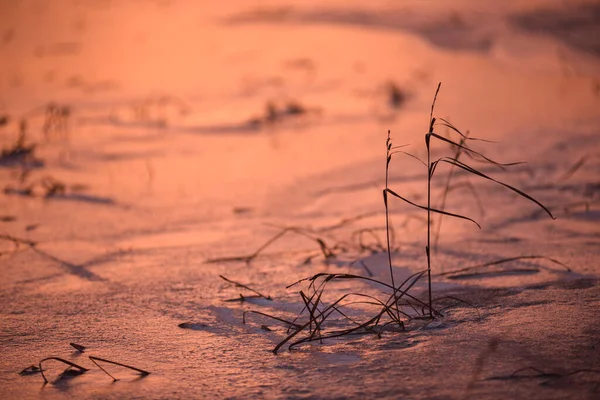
[436,158,555,219]
[88,356,150,382]
[385,188,481,228]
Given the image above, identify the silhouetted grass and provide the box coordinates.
[385,82,556,316]
[38,357,89,384]
[19,365,42,376]
[70,343,86,353]
[22,343,150,385]
[236,83,558,351]
[89,356,150,382]
[205,225,338,264]
[220,274,273,301]
[240,268,441,353]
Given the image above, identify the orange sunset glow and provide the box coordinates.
[1,0,599,399]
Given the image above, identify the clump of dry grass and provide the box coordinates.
[220,83,558,351]
[385,82,555,316]
[243,269,436,354]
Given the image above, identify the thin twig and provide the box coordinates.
[38,357,89,384]
[88,356,150,381]
[219,275,272,300]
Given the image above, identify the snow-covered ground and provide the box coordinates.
[1,0,599,398]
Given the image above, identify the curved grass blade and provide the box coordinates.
[428,133,522,168]
[219,275,272,300]
[435,118,496,143]
[392,150,427,167]
[385,188,481,228]
[436,158,555,219]
[38,357,89,384]
[88,356,150,382]
[288,314,382,350]
[20,365,42,376]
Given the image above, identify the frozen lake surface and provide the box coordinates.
[1,0,600,398]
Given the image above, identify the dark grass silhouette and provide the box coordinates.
[238,83,558,352]
[385,82,555,316]
[21,344,150,385]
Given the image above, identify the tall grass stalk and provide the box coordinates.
[240,83,557,352]
[385,82,555,317]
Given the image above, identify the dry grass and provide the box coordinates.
[209,83,559,352]
[19,344,150,385]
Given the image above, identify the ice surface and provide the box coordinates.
[1,0,599,398]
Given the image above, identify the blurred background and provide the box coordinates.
[2,0,599,210]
